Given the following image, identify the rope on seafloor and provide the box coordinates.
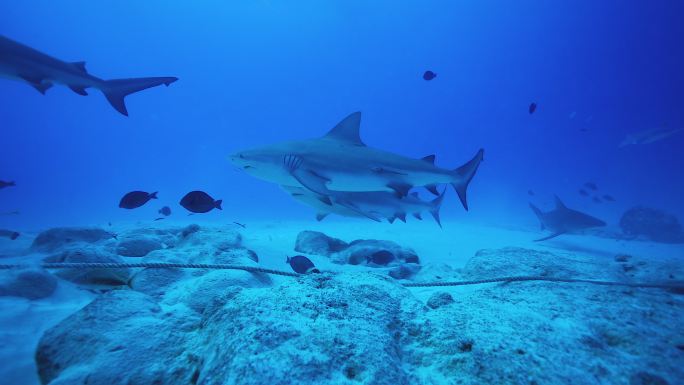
[0,263,682,290]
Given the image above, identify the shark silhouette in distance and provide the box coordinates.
[230,112,484,211]
[281,185,446,227]
[619,127,683,148]
[0,35,177,116]
[529,196,606,241]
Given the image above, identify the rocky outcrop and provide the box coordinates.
[619,206,683,243]
[0,270,57,299]
[31,227,116,252]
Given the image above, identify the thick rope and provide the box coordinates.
[0,263,681,290]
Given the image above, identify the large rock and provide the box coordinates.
[31,227,116,252]
[619,206,683,243]
[116,237,163,257]
[332,239,419,266]
[43,246,131,287]
[294,231,348,256]
[0,270,57,299]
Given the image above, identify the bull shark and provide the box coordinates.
[282,185,446,226]
[0,35,177,116]
[529,196,606,241]
[619,127,683,147]
[230,112,484,210]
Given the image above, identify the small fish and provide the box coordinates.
[180,191,222,213]
[158,206,172,216]
[584,182,598,191]
[366,250,395,266]
[593,196,602,203]
[422,70,436,81]
[233,221,246,228]
[286,255,320,274]
[0,229,20,240]
[154,217,165,221]
[578,189,589,197]
[528,190,535,196]
[0,180,16,189]
[119,191,157,209]
[602,195,615,202]
[528,102,537,114]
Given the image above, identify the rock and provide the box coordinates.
[426,292,455,309]
[31,227,116,252]
[36,290,200,385]
[212,247,259,264]
[129,268,184,297]
[388,264,421,280]
[0,270,57,299]
[630,372,669,385]
[180,224,200,239]
[294,230,349,256]
[332,239,419,266]
[116,237,163,257]
[43,246,131,286]
[619,206,683,243]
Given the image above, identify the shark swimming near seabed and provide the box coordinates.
[0,35,177,116]
[281,185,446,226]
[230,112,484,210]
[529,195,606,241]
[619,127,683,148]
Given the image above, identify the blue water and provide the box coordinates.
[2,1,683,229]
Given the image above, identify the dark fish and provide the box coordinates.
[422,70,436,81]
[233,221,246,228]
[528,102,537,114]
[0,180,16,189]
[366,250,395,266]
[528,190,535,196]
[119,191,157,209]
[158,206,172,216]
[578,189,589,197]
[593,196,602,203]
[154,217,165,221]
[584,182,598,191]
[180,191,222,213]
[602,195,615,202]
[0,229,20,240]
[286,255,320,274]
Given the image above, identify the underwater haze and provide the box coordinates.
[1,1,684,385]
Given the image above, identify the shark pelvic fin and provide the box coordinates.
[387,216,396,224]
[452,148,484,211]
[395,212,407,222]
[387,182,412,198]
[413,212,423,220]
[316,213,329,221]
[323,112,365,146]
[426,184,440,196]
[69,85,88,96]
[534,232,565,242]
[421,154,436,164]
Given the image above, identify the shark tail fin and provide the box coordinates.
[529,203,545,230]
[101,77,178,116]
[451,149,484,211]
[429,189,447,228]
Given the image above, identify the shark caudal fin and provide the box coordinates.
[429,189,447,228]
[529,203,545,230]
[451,149,484,211]
[101,77,178,116]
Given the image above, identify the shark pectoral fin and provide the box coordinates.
[283,155,331,196]
[413,212,423,220]
[316,213,329,221]
[69,85,88,96]
[534,232,565,242]
[387,216,397,224]
[395,212,407,223]
[387,182,412,198]
[19,75,52,94]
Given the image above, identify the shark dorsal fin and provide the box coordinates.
[554,195,568,210]
[323,112,364,146]
[421,155,436,164]
[71,61,87,73]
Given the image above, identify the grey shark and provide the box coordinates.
[529,196,606,241]
[230,112,484,210]
[619,127,683,147]
[282,185,446,226]
[0,35,177,116]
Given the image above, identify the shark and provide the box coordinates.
[281,185,446,226]
[0,35,177,116]
[529,196,606,241]
[619,127,683,147]
[230,112,484,210]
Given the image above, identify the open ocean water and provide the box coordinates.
[1,2,683,385]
